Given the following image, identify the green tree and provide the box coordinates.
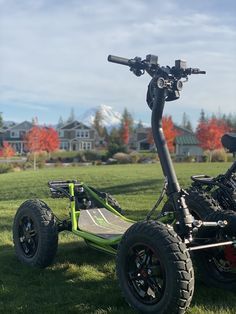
[67,108,75,123]
[0,112,3,129]
[181,112,193,131]
[136,120,144,129]
[93,110,104,137]
[199,109,207,123]
[57,116,64,128]
[107,127,127,157]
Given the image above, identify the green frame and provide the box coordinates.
[67,182,134,255]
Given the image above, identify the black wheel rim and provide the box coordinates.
[18,216,38,258]
[126,244,165,304]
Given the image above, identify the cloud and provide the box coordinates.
[0,0,235,125]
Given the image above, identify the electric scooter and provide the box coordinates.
[13,54,236,313]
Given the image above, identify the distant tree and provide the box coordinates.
[136,120,144,129]
[196,118,230,161]
[122,120,129,145]
[93,109,104,137]
[120,108,133,146]
[25,126,59,169]
[67,108,75,123]
[181,112,188,128]
[107,127,126,157]
[0,112,3,129]
[109,127,122,145]
[185,120,193,131]
[121,108,133,130]
[146,116,178,153]
[222,113,236,131]
[25,126,42,170]
[199,109,207,123]
[41,127,59,154]
[0,141,15,158]
[181,112,193,131]
[162,116,178,153]
[57,116,64,128]
[147,128,154,147]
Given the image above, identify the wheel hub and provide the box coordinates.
[18,216,38,257]
[127,244,164,304]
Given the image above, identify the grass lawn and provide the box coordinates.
[0,163,236,313]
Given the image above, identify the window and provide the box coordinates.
[10,131,19,138]
[81,131,84,138]
[59,130,64,138]
[85,131,89,138]
[60,142,69,150]
[81,142,92,150]
[76,131,80,137]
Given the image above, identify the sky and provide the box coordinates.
[0,0,235,128]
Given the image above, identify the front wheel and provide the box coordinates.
[116,221,194,313]
[13,199,58,268]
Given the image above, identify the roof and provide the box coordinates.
[175,135,199,145]
[8,121,33,131]
[174,125,194,135]
[60,120,90,130]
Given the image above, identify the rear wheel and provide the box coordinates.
[162,189,236,291]
[116,221,194,313]
[193,208,236,290]
[172,189,236,290]
[13,199,58,268]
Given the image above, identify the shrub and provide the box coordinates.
[107,143,127,158]
[83,150,102,162]
[211,149,227,162]
[0,163,13,174]
[129,151,141,163]
[113,152,131,164]
[226,153,235,162]
[23,161,33,170]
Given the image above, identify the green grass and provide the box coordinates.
[0,163,236,313]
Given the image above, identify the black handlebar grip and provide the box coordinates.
[191,68,206,74]
[108,55,130,66]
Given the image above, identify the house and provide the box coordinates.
[174,126,203,160]
[58,121,97,151]
[0,121,33,153]
[133,125,203,159]
[133,127,154,150]
[174,135,203,160]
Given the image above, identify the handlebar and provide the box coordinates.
[187,68,206,75]
[48,180,82,188]
[108,55,130,66]
[108,54,206,78]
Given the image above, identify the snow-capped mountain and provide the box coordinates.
[79,104,122,128]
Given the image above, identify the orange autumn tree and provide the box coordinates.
[162,116,178,153]
[147,128,154,147]
[120,108,133,147]
[147,116,178,153]
[25,126,59,169]
[0,141,15,158]
[122,120,130,145]
[25,126,43,170]
[40,127,59,154]
[196,118,229,161]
